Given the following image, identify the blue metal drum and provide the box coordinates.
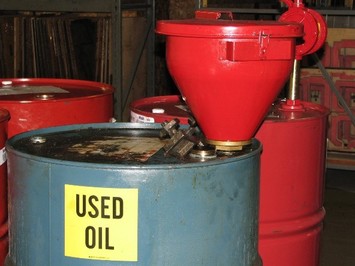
[6,123,261,266]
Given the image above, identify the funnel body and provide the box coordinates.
[156,20,303,142]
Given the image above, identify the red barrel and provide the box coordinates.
[130,95,191,124]
[0,78,113,265]
[131,95,329,266]
[0,109,9,265]
[256,100,329,266]
[0,78,114,138]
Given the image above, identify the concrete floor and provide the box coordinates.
[320,169,355,266]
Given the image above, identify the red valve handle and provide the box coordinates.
[279,0,327,59]
[195,10,233,20]
[281,0,297,7]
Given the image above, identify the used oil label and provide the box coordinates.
[64,184,138,261]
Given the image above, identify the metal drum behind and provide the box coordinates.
[6,123,261,266]
[0,78,114,138]
[130,95,191,124]
[256,100,329,266]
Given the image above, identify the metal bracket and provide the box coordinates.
[160,117,200,158]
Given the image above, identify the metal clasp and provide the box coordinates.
[258,31,270,58]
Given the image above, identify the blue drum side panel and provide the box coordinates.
[6,123,261,266]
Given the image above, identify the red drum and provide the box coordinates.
[0,78,114,138]
[130,95,191,124]
[0,109,9,265]
[257,100,329,266]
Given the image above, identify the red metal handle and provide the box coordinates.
[278,0,327,59]
[280,0,305,7]
[195,10,233,20]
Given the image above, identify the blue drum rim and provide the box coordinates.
[6,122,262,170]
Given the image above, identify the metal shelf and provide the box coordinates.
[0,1,113,12]
[0,0,156,121]
[0,0,151,12]
[327,151,355,170]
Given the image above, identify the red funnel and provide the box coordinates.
[156,13,303,148]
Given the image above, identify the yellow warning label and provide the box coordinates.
[64,184,138,261]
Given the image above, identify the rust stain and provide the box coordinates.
[68,136,166,162]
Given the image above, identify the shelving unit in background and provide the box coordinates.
[300,28,355,170]
[0,0,156,121]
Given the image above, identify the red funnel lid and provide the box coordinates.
[156,19,303,38]
[156,15,303,146]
